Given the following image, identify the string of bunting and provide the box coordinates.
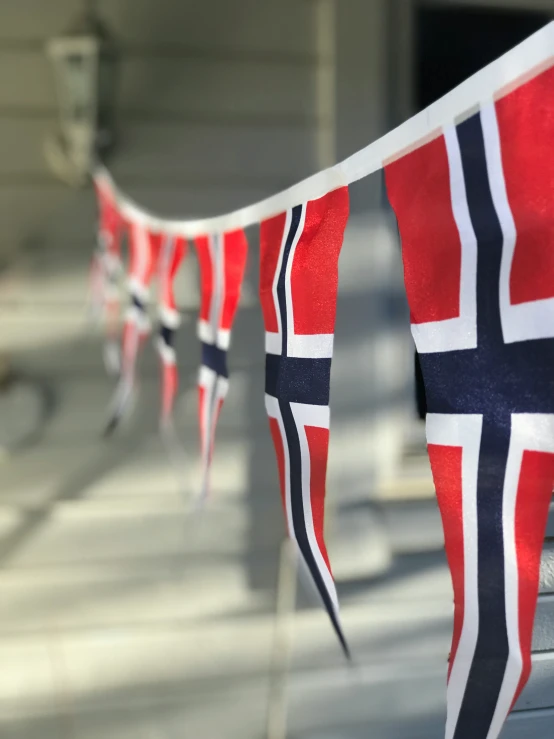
[89,24,554,739]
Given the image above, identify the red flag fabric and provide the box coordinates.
[259,187,350,656]
[105,221,163,435]
[156,235,187,429]
[385,64,554,739]
[194,229,248,502]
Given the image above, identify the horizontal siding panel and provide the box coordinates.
[0,118,53,175]
[0,51,317,120]
[119,56,317,120]
[505,708,554,738]
[515,652,554,712]
[0,0,316,57]
[0,50,55,111]
[0,118,317,181]
[102,0,316,57]
[0,186,86,252]
[0,0,76,41]
[532,594,554,652]
[0,186,95,251]
[0,184,272,249]
[540,539,554,593]
[546,503,554,538]
[0,1,318,269]
[113,122,317,179]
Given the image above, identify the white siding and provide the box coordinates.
[0,0,324,260]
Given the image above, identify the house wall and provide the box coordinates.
[0,0,331,263]
[0,0,409,579]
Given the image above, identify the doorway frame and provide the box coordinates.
[386,0,554,129]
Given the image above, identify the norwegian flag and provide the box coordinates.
[260,187,349,656]
[194,229,248,503]
[156,234,187,429]
[105,221,163,435]
[385,64,554,739]
[90,173,123,375]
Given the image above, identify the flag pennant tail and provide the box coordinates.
[103,377,133,437]
[103,266,123,375]
[197,366,229,504]
[157,345,188,498]
[91,171,123,358]
[103,277,123,378]
[385,63,554,739]
[295,549,351,660]
[260,187,350,656]
[88,179,109,324]
[194,229,248,504]
[103,338,121,378]
[157,235,187,430]
[103,315,144,436]
[159,355,178,429]
[104,220,159,436]
[157,326,188,496]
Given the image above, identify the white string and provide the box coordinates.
[96,22,554,238]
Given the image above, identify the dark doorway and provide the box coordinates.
[411,3,551,419]
[416,3,552,112]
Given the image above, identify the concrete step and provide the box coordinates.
[375,451,434,501]
[0,544,452,635]
[381,499,443,553]
[0,500,256,569]
[0,597,452,714]
[0,644,551,739]
[0,430,265,507]
[289,657,554,738]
